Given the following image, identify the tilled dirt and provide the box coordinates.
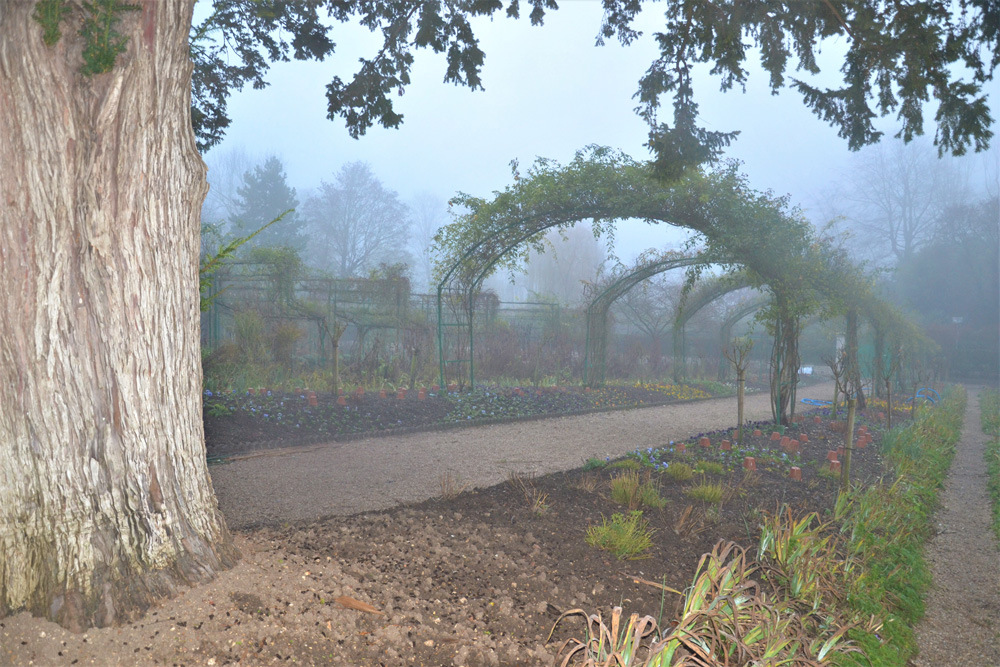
[2,382,889,667]
[913,388,1000,666]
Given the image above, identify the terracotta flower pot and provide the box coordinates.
[397,389,407,400]
[799,433,808,443]
[789,467,802,481]
[337,395,347,406]
[699,436,711,448]
[307,391,318,407]
[770,431,782,441]
[743,457,757,471]
[379,389,387,399]
[676,443,686,454]
[813,416,822,424]
[418,389,426,400]
[753,429,763,437]
[720,440,731,451]
[826,450,839,462]
[829,460,842,473]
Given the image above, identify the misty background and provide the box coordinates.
[198,0,999,385]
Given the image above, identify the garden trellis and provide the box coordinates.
[582,251,710,387]
[434,147,930,424]
[671,271,756,382]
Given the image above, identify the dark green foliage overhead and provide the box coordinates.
[191,0,997,171]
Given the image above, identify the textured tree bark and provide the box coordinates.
[0,1,237,631]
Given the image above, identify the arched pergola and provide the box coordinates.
[433,148,922,425]
[582,252,710,386]
[671,272,755,382]
[432,148,755,388]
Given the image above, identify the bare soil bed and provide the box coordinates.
[1,388,891,667]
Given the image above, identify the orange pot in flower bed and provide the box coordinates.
[753,429,763,437]
[676,443,686,454]
[789,467,802,481]
[378,389,387,399]
[743,457,757,471]
[397,389,407,400]
[699,436,711,448]
[770,431,782,441]
[827,450,839,462]
[337,395,347,406]
[830,460,842,473]
[813,416,822,424]
[720,440,731,451]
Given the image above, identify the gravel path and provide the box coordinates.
[210,382,834,529]
[914,388,1000,666]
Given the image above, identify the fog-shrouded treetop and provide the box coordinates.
[302,161,411,277]
[228,155,307,253]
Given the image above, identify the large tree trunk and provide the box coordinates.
[0,1,237,631]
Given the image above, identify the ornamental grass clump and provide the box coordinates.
[662,462,694,482]
[586,511,655,560]
[610,470,666,510]
[695,460,725,476]
[685,478,725,504]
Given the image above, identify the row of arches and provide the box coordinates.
[432,148,935,424]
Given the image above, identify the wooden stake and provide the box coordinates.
[841,398,856,492]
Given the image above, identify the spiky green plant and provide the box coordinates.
[695,460,725,476]
[554,540,861,666]
[758,507,847,610]
[586,511,655,560]
[662,462,694,481]
[549,606,660,667]
[684,478,724,504]
[611,471,666,510]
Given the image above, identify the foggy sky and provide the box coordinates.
[205,1,999,263]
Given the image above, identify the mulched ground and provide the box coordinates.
[0,404,893,666]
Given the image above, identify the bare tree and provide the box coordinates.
[303,162,411,277]
[409,192,448,292]
[828,139,969,265]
